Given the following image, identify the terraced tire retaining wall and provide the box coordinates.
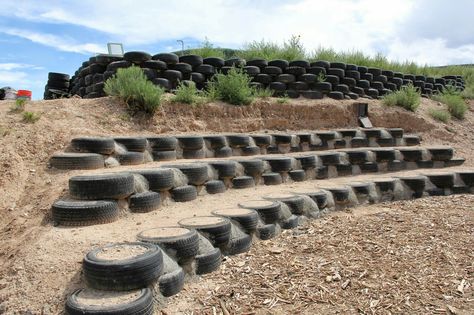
[50,52,465,100]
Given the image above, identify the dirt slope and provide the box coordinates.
[0,96,472,313]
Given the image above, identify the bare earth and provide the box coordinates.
[0,96,473,314]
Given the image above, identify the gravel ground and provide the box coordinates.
[164,195,474,315]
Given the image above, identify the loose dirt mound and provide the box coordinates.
[0,96,472,313]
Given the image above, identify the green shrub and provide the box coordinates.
[206,67,254,105]
[22,111,40,123]
[104,66,164,114]
[10,98,26,112]
[433,92,467,119]
[188,38,226,59]
[276,96,289,104]
[383,84,421,112]
[253,87,273,99]
[172,82,200,104]
[429,109,450,122]
[240,35,306,61]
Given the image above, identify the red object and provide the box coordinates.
[17,90,32,99]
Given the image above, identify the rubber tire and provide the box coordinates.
[215,146,233,158]
[289,170,306,182]
[134,169,174,192]
[124,51,151,64]
[114,137,147,152]
[171,185,198,202]
[211,209,259,234]
[83,242,163,291]
[65,288,153,315]
[151,150,177,161]
[158,268,185,297]
[427,173,455,188]
[148,136,177,151]
[52,200,118,226]
[238,159,265,176]
[226,135,250,148]
[72,137,115,155]
[69,173,134,200]
[177,136,204,150]
[205,180,226,194]
[195,248,221,275]
[262,172,283,185]
[239,200,281,224]
[257,224,276,240]
[179,217,231,248]
[167,164,208,186]
[116,152,145,165]
[232,176,255,189]
[280,215,299,229]
[264,157,293,172]
[224,234,252,255]
[152,53,179,65]
[129,191,161,213]
[50,153,104,170]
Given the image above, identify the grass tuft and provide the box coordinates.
[429,109,451,122]
[104,66,164,114]
[10,98,27,112]
[172,81,201,104]
[433,91,467,119]
[22,111,40,123]
[383,84,421,112]
[253,87,273,99]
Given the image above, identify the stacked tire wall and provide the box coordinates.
[56,51,465,100]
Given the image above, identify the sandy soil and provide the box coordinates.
[0,96,473,314]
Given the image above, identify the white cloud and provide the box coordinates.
[0,63,43,71]
[0,28,105,55]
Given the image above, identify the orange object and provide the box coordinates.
[17,90,32,100]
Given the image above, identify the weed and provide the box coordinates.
[104,66,164,114]
[383,84,421,112]
[316,72,326,83]
[10,98,27,112]
[429,109,451,122]
[433,90,467,119]
[118,113,131,121]
[172,81,201,104]
[22,111,40,123]
[253,87,273,99]
[189,38,226,59]
[240,35,306,61]
[276,96,289,104]
[206,67,254,105]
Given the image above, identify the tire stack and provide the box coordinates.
[44,72,70,99]
[50,51,466,101]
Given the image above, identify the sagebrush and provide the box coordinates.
[433,88,467,119]
[429,109,450,122]
[383,84,421,112]
[172,82,201,104]
[206,67,254,105]
[104,66,164,114]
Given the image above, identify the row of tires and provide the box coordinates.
[50,128,419,170]
[64,168,474,314]
[51,145,464,226]
[53,51,465,100]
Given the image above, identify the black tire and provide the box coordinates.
[179,216,231,247]
[226,134,250,148]
[330,62,346,70]
[195,248,221,275]
[334,84,349,94]
[445,158,465,167]
[133,169,174,192]
[301,191,327,208]
[351,137,369,148]
[211,208,259,234]
[399,176,426,192]
[336,163,352,176]
[262,172,283,185]
[289,169,306,182]
[52,199,118,226]
[141,60,167,71]
[243,66,260,76]
[204,135,227,148]
[215,146,233,158]
[403,135,421,146]
[239,200,281,223]
[285,66,306,76]
[253,73,273,84]
[152,78,172,90]
[71,137,115,155]
[273,134,292,144]
[368,67,382,76]
[371,148,396,162]
[65,288,153,315]
[116,152,145,165]
[289,60,310,68]
[83,242,163,291]
[324,75,339,85]
[129,191,161,213]
[69,173,134,200]
[107,60,132,72]
[264,194,305,215]
[299,73,318,83]
[458,171,474,186]
[232,176,255,189]
[114,137,147,152]
[268,59,289,70]
[203,57,225,68]
[350,182,371,196]
[377,137,395,147]
[427,173,455,188]
[301,90,323,99]
[345,150,368,164]
[225,58,246,67]
[241,146,260,156]
[48,72,70,81]
[151,150,177,161]
[190,72,206,83]
[152,53,179,64]
[365,88,379,98]
[345,70,360,80]
[276,74,295,84]
[209,161,237,178]
[326,187,350,203]
[318,152,341,165]
[269,81,287,92]
[328,91,344,100]
[264,157,293,172]
[263,66,283,76]
[158,267,185,297]
[177,136,204,150]
[373,179,396,192]
[251,135,272,146]
[238,159,265,176]
[137,227,199,262]
[141,68,157,80]
[179,55,203,67]
[50,153,104,170]
[317,131,338,141]
[182,149,205,159]
[307,66,326,76]
[148,136,177,151]
[295,155,317,169]
[327,68,345,78]
[428,147,454,161]
[169,62,192,74]
[399,148,423,162]
[205,180,226,194]
[224,234,252,255]
[280,215,299,229]
[417,160,433,168]
[171,185,198,202]
[247,59,268,68]
[167,164,208,185]
[162,70,183,82]
[124,51,151,64]
[257,224,276,240]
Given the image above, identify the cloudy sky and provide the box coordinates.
[1,0,473,99]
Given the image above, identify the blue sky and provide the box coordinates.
[1,0,473,100]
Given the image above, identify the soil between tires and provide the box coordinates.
[0,96,473,313]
